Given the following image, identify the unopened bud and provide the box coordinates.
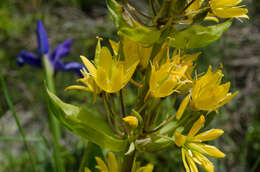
[174,131,186,147]
[123,116,138,129]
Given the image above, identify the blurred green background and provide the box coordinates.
[0,0,260,171]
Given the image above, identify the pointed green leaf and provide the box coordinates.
[169,19,233,48]
[106,0,160,44]
[46,88,128,152]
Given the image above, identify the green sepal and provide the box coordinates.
[169,19,233,48]
[106,0,160,44]
[46,88,128,152]
[136,121,183,152]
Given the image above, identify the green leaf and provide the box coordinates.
[46,88,128,152]
[106,0,160,44]
[169,19,233,48]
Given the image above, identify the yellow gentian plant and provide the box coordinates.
[45,0,248,171]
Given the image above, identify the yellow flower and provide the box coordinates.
[190,66,238,111]
[65,67,101,100]
[176,66,237,120]
[147,50,199,99]
[85,152,154,172]
[174,115,225,172]
[80,37,139,93]
[210,0,248,19]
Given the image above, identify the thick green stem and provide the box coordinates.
[121,151,136,172]
[0,67,37,171]
[43,57,64,172]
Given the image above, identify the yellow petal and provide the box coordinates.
[176,95,190,120]
[84,167,92,172]
[106,152,119,172]
[136,163,154,172]
[80,56,97,78]
[95,157,108,172]
[182,148,190,172]
[188,115,205,138]
[174,131,187,147]
[199,144,225,158]
[109,40,119,56]
[214,7,248,18]
[99,46,113,73]
[212,0,242,8]
[204,16,220,23]
[186,154,199,172]
[182,52,201,63]
[123,60,139,87]
[96,67,109,92]
[217,91,238,108]
[64,85,91,92]
[95,36,103,63]
[188,143,225,158]
[193,152,214,172]
[193,129,224,142]
[139,46,152,69]
[153,78,177,98]
[186,0,204,11]
[110,63,124,92]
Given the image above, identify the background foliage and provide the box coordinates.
[0,0,259,171]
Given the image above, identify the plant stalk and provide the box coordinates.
[43,57,64,172]
[121,151,136,172]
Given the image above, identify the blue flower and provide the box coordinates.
[17,20,82,74]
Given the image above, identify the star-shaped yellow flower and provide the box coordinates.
[174,115,225,172]
[176,65,238,120]
[148,49,199,99]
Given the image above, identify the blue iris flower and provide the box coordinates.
[17,20,82,75]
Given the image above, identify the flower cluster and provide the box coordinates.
[43,0,248,171]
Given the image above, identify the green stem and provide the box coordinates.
[0,136,42,142]
[119,90,126,117]
[0,67,37,171]
[43,57,64,172]
[103,93,121,136]
[121,151,136,172]
[79,141,89,172]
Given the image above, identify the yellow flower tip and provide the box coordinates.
[174,131,186,147]
[123,116,138,129]
[188,115,205,138]
[199,115,205,124]
[136,163,154,172]
[84,167,92,172]
[80,55,87,61]
[96,36,103,41]
[176,95,190,120]
[194,129,224,142]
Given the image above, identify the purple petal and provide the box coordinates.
[17,50,42,68]
[54,61,82,75]
[36,20,49,56]
[51,39,72,62]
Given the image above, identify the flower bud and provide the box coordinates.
[123,116,138,129]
